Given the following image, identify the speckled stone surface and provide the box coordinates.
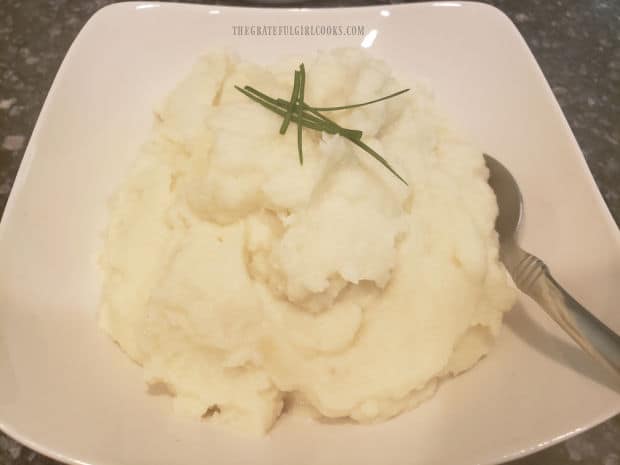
[0,1,618,464]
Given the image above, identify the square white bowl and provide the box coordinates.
[0,2,619,465]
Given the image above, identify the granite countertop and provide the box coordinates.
[0,1,618,464]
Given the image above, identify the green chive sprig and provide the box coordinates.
[235,64,409,185]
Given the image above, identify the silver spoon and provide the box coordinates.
[484,154,620,376]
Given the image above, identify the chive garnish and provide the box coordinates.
[235,65,409,185]
[307,88,410,111]
[280,71,300,134]
[235,85,326,131]
[303,103,363,140]
[348,137,408,185]
[297,64,306,165]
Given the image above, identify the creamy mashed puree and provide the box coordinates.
[100,49,515,434]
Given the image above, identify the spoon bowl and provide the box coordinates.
[484,154,523,243]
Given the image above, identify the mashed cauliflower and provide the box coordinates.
[99,49,515,434]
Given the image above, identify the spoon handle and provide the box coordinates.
[513,250,620,376]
